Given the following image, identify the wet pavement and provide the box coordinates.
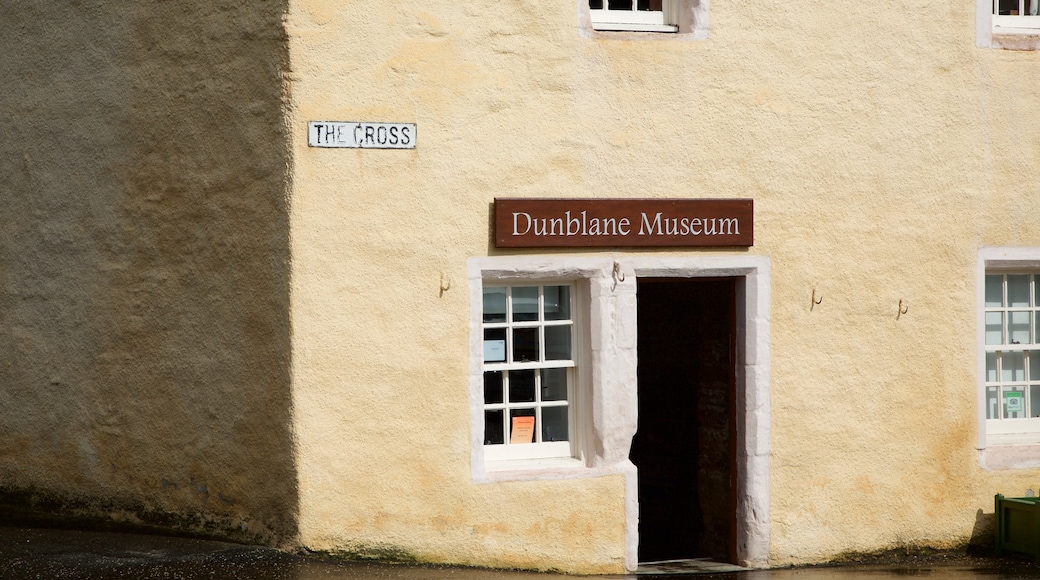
[3,524,1040,579]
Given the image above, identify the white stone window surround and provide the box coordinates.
[977,0,1040,50]
[978,247,1040,469]
[467,255,771,570]
[577,0,708,39]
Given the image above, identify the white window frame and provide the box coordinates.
[982,273,1040,441]
[578,0,708,39]
[977,0,1040,49]
[481,283,579,462]
[467,254,772,571]
[978,248,1040,469]
[589,0,680,32]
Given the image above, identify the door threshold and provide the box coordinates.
[634,558,749,575]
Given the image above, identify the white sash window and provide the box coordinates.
[589,0,679,32]
[481,284,577,462]
[993,0,1040,31]
[983,272,1040,445]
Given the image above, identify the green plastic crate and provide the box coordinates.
[995,494,1040,560]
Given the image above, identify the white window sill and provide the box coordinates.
[480,457,639,484]
[987,15,1040,48]
[591,23,679,32]
[486,456,585,473]
[994,15,1040,32]
[994,26,1040,35]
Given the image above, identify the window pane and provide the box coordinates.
[483,287,506,323]
[544,286,571,321]
[512,287,539,322]
[1004,352,1026,382]
[608,0,633,9]
[985,275,1004,308]
[589,0,603,8]
[484,371,503,404]
[541,368,568,401]
[1010,311,1031,345]
[509,409,536,444]
[545,325,572,361]
[1031,384,1040,418]
[542,406,569,442]
[512,328,539,362]
[508,370,536,403]
[1004,388,1026,419]
[1033,352,1040,381]
[987,386,1000,419]
[997,0,1022,14]
[1009,275,1031,307]
[987,352,998,382]
[1036,312,1040,344]
[986,312,1004,345]
[485,410,504,445]
[483,328,507,362]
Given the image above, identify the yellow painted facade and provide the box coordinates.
[3,0,1040,575]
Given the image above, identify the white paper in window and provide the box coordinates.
[484,340,506,362]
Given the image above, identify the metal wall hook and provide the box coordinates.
[439,273,451,297]
[612,261,625,290]
[811,287,823,311]
[897,298,908,320]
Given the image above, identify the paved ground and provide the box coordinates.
[3,524,1040,579]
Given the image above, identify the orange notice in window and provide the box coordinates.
[510,416,535,444]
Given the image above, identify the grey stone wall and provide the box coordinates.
[0,0,296,545]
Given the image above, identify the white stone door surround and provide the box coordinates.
[467,255,771,569]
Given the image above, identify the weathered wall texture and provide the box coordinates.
[0,1,296,543]
[5,0,1040,574]
[284,0,1040,573]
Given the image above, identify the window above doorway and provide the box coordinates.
[977,0,1040,49]
[589,0,679,32]
[580,0,708,39]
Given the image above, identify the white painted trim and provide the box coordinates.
[578,0,708,40]
[592,22,679,32]
[627,255,771,568]
[467,254,771,571]
[977,0,994,47]
[468,257,614,484]
[977,247,1040,469]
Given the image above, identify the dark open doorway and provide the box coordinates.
[631,277,737,564]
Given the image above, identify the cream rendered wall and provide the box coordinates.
[283,0,1040,574]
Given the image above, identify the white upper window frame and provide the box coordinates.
[578,0,708,39]
[978,248,1040,470]
[589,0,680,32]
[977,0,1040,49]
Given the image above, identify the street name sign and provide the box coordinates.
[308,121,416,149]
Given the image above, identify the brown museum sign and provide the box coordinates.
[495,198,754,248]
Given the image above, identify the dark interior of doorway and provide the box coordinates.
[631,277,737,564]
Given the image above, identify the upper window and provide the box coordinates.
[984,272,1040,444]
[977,0,1040,49]
[589,0,679,33]
[993,0,1040,32]
[482,284,576,462]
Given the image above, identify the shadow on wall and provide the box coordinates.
[969,509,995,554]
[0,0,296,545]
